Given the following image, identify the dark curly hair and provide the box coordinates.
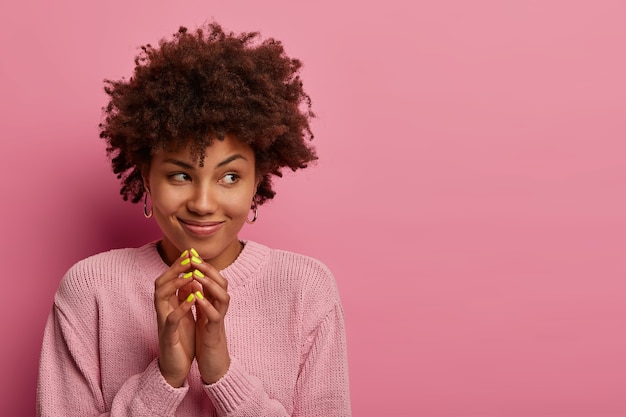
[99,22,317,205]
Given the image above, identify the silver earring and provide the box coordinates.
[246,205,258,224]
[143,191,153,219]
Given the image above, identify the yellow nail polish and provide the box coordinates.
[181,258,191,266]
[191,256,202,264]
[190,248,199,257]
[183,272,193,279]
[193,269,204,278]
[180,250,189,258]
[186,294,195,302]
[195,291,204,300]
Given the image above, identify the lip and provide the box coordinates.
[179,219,225,236]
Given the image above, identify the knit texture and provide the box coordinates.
[37,241,351,416]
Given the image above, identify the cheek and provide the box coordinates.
[224,195,253,217]
[222,188,255,216]
[151,187,185,214]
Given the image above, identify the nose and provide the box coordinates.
[186,182,218,215]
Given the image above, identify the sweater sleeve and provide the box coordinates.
[203,297,352,416]
[37,266,188,417]
[293,303,351,416]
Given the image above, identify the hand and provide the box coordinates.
[190,257,231,385]
[154,250,202,387]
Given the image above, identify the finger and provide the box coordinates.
[161,293,197,338]
[155,274,196,322]
[177,278,204,303]
[177,280,193,304]
[191,261,228,291]
[156,249,194,280]
[155,250,194,288]
[186,249,228,291]
[194,274,229,302]
[155,273,195,307]
[193,277,230,315]
[154,250,193,296]
[193,291,222,323]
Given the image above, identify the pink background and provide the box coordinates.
[1,1,625,415]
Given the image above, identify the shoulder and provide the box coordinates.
[246,241,335,283]
[57,243,155,299]
[249,241,341,308]
[268,247,335,285]
[255,243,347,338]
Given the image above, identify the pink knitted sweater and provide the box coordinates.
[37,241,351,416]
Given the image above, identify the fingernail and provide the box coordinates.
[191,256,202,265]
[195,291,204,300]
[186,294,195,302]
[183,272,193,279]
[193,269,204,278]
[181,258,191,266]
[180,250,189,258]
[190,248,199,257]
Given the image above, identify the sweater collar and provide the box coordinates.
[137,240,270,290]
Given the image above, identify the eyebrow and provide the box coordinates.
[163,154,247,170]
[216,154,247,168]
[163,158,195,170]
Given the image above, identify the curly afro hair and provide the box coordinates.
[99,22,317,205]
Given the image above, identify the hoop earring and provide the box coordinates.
[246,205,258,224]
[143,191,153,219]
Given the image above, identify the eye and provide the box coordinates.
[169,173,190,183]
[221,173,240,185]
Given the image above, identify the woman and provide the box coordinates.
[37,23,351,416]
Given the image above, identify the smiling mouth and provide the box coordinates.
[179,219,225,236]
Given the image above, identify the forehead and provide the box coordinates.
[153,135,255,165]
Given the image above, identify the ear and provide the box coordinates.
[141,166,150,193]
[254,173,262,189]
[251,176,262,206]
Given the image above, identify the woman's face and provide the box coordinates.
[145,134,258,269]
